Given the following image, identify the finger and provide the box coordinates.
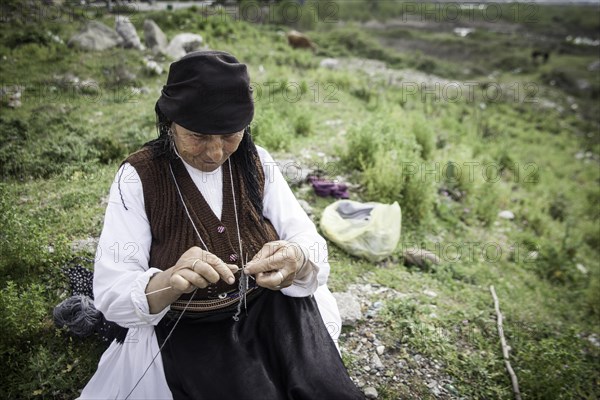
[227,264,240,273]
[191,260,221,284]
[209,260,238,285]
[170,274,193,292]
[250,241,287,263]
[256,269,289,290]
[177,268,209,289]
[245,251,287,275]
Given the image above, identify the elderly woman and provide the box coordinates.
[79,51,363,399]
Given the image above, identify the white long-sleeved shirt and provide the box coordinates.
[79,146,339,399]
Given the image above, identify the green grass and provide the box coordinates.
[0,2,599,399]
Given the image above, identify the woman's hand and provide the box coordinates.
[169,246,239,293]
[145,247,238,314]
[244,240,306,290]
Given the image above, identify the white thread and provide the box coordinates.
[145,286,172,296]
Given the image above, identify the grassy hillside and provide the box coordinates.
[1,1,598,398]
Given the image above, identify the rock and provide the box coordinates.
[444,383,459,395]
[588,60,600,72]
[143,19,168,55]
[366,301,383,318]
[397,360,407,369]
[165,33,204,60]
[376,345,385,355]
[576,263,588,274]
[115,16,144,50]
[332,292,362,326]
[80,79,100,94]
[498,210,515,220]
[6,86,23,108]
[145,60,163,75]
[403,247,441,268]
[371,353,384,370]
[320,58,339,69]
[68,21,123,51]
[423,289,438,298]
[364,386,378,399]
[453,27,474,37]
[114,65,137,84]
[577,79,591,91]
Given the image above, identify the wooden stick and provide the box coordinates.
[490,285,522,400]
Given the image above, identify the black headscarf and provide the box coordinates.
[157,50,254,135]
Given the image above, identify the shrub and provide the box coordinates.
[343,110,435,226]
[293,114,312,136]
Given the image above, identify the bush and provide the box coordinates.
[343,110,435,226]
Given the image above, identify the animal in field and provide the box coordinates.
[531,50,550,64]
[286,30,317,52]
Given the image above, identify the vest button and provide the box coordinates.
[217,225,225,233]
[229,253,238,262]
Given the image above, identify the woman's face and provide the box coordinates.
[171,123,244,172]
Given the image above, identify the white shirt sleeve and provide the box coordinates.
[93,163,170,327]
[257,146,329,297]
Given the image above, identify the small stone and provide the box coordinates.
[332,292,363,326]
[376,345,385,355]
[320,58,339,70]
[364,386,378,399]
[145,60,163,75]
[587,333,600,348]
[363,365,371,372]
[371,353,384,370]
[423,289,438,298]
[397,360,407,369]
[498,210,515,220]
[576,263,588,274]
[403,247,441,268]
[444,383,459,395]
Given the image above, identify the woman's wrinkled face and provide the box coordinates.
[171,123,244,172]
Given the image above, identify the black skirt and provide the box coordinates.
[155,289,365,400]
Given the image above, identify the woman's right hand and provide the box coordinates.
[169,246,239,293]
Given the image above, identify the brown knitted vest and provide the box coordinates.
[125,146,279,301]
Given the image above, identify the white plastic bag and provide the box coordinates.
[320,200,401,262]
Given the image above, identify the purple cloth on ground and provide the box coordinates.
[308,176,349,199]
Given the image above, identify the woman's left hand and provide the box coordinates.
[244,240,305,290]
